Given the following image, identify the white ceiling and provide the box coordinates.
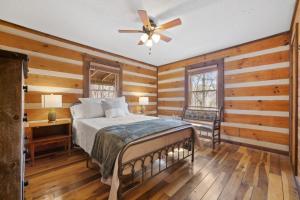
[0,0,296,66]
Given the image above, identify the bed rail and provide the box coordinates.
[116,126,195,199]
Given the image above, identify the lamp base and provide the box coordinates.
[140,105,145,114]
[48,110,56,123]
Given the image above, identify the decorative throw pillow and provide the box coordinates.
[103,96,126,104]
[70,103,104,119]
[124,103,130,115]
[102,97,130,117]
[102,100,123,111]
[105,108,126,118]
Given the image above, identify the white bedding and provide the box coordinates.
[72,113,197,200]
[73,114,158,154]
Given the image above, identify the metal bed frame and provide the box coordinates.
[71,103,195,199]
[116,126,195,199]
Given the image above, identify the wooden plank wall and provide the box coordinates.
[0,21,157,122]
[290,0,300,175]
[158,33,290,153]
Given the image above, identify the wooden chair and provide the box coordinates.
[182,107,223,149]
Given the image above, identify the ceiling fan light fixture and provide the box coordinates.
[140,33,148,43]
[152,34,160,43]
[145,39,153,47]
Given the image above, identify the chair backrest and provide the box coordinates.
[182,107,223,122]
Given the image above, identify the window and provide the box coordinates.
[83,55,122,98]
[186,59,224,109]
[90,69,119,98]
[190,69,217,108]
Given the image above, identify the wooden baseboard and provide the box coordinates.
[197,135,288,155]
[221,139,288,155]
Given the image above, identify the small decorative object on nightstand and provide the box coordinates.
[139,96,149,114]
[42,94,62,122]
[25,119,71,166]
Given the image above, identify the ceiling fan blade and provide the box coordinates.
[159,33,172,42]
[118,30,143,33]
[137,10,151,29]
[158,18,182,30]
[138,40,144,45]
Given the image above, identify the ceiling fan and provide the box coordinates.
[118,10,182,48]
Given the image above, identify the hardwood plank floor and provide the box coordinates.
[24,141,299,200]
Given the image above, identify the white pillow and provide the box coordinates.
[70,103,104,119]
[79,97,102,104]
[102,97,130,116]
[104,96,126,103]
[105,108,126,118]
[124,103,130,115]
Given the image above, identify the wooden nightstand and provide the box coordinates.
[25,119,72,166]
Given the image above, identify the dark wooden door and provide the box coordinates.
[0,50,28,199]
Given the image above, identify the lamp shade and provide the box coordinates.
[139,96,149,106]
[42,94,62,108]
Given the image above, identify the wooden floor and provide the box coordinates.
[25,141,300,200]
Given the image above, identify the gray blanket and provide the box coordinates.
[91,118,191,179]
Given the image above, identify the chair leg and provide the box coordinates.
[218,129,221,144]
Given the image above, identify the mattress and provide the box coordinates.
[72,114,158,154]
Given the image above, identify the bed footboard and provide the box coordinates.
[117,126,195,199]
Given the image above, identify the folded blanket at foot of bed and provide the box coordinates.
[91,118,191,179]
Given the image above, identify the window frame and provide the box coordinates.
[83,54,122,98]
[185,59,224,110]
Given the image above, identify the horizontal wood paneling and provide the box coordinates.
[122,85,157,93]
[122,64,156,77]
[158,91,185,98]
[123,74,156,85]
[125,95,157,103]
[157,32,290,152]
[158,110,183,116]
[129,105,157,113]
[224,85,289,97]
[0,31,82,61]
[159,33,289,72]
[158,81,185,89]
[224,100,289,111]
[25,92,81,104]
[158,101,184,107]
[224,113,289,128]
[25,108,71,121]
[224,68,289,84]
[0,22,157,122]
[221,126,288,145]
[158,70,185,81]
[29,56,82,74]
[224,50,289,71]
[26,74,83,89]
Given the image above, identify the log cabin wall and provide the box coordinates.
[289,0,300,176]
[158,32,290,153]
[0,20,157,122]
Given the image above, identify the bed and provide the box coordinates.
[71,100,198,200]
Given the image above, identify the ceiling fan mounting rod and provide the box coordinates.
[142,18,156,34]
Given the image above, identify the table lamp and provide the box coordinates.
[42,94,62,122]
[139,96,149,114]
